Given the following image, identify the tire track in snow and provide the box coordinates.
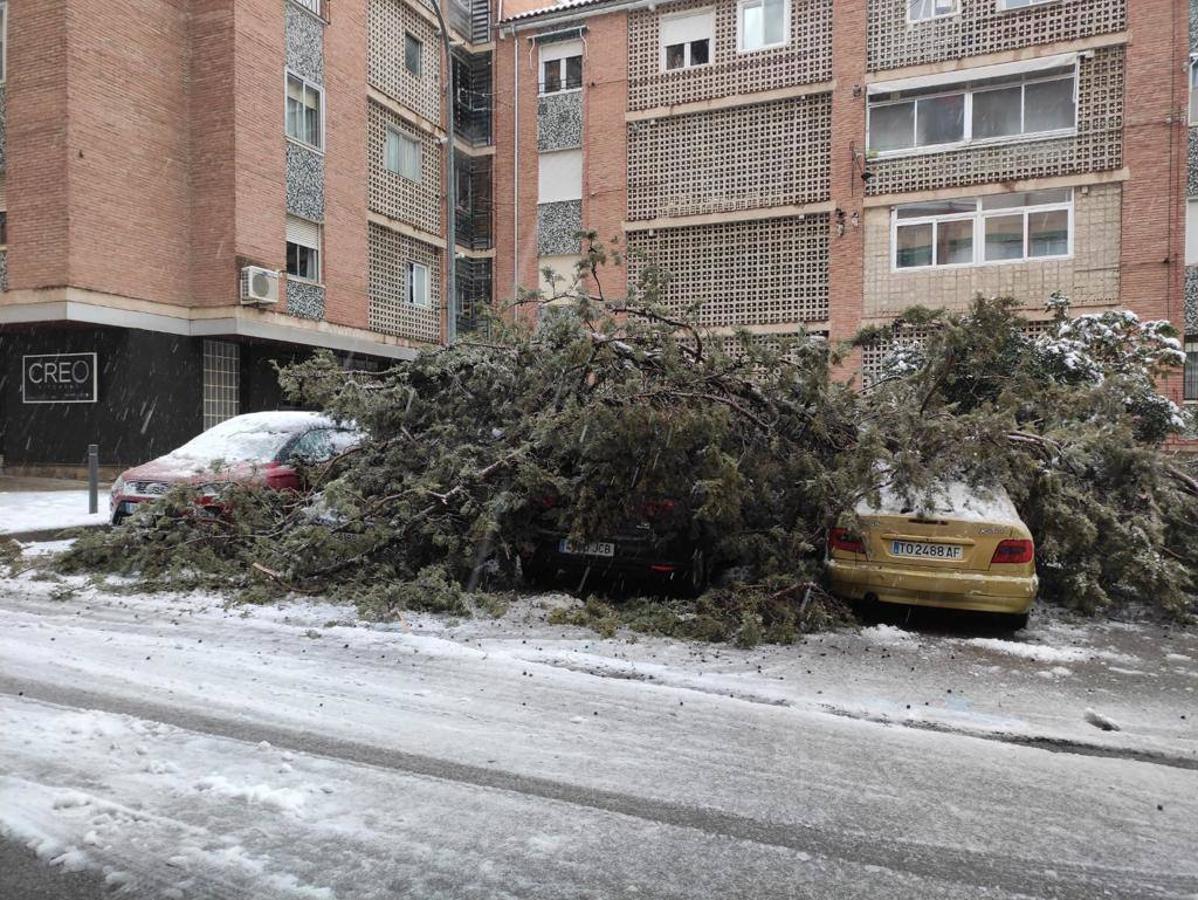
[3,678,1195,900]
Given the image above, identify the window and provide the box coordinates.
[540,40,583,94]
[0,2,7,82]
[385,128,422,182]
[893,189,1072,270]
[202,340,240,431]
[1190,57,1198,124]
[1186,339,1198,403]
[538,149,583,204]
[286,216,321,282]
[660,9,713,71]
[868,66,1075,154]
[908,0,957,23]
[1187,199,1198,266]
[997,0,1056,9]
[285,72,323,150]
[0,211,7,246]
[738,0,788,52]
[405,33,423,77]
[408,262,430,308]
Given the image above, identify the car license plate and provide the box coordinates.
[891,540,963,561]
[559,539,616,558]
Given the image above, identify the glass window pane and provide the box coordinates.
[981,192,1031,210]
[984,214,1025,261]
[1185,341,1198,401]
[565,55,582,89]
[689,39,709,65]
[972,86,1022,139]
[1024,77,1075,133]
[916,93,965,146]
[897,199,976,218]
[741,2,763,49]
[405,34,422,76]
[664,43,685,70]
[1022,188,1071,207]
[935,218,973,265]
[1028,209,1069,257]
[896,223,933,268]
[762,0,785,45]
[543,60,560,92]
[870,103,914,152]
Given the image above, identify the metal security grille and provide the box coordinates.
[866,47,1124,197]
[202,340,240,431]
[627,93,831,221]
[627,0,832,112]
[367,101,442,235]
[368,0,442,122]
[456,256,493,335]
[368,222,442,342]
[866,0,1126,73]
[626,215,829,326]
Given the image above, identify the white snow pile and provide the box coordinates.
[0,492,107,536]
[857,481,1024,527]
[150,411,354,472]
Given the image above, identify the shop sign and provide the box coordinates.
[22,353,99,404]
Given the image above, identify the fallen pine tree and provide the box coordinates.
[54,241,1198,634]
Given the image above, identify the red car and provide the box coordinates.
[109,411,361,524]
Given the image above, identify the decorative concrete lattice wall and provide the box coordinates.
[626,215,830,326]
[537,200,582,256]
[286,279,326,320]
[368,222,442,342]
[0,86,8,172]
[369,0,442,122]
[538,92,583,152]
[286,142,325,222]
[866,0,1126,73]
[627,0,832,112]
[866,46,1124,197]
[367,101,443,234]
[0,250,7,292]
[627,92,831,221]
[862,182,1122,318]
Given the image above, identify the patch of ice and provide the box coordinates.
[860,625,914,647]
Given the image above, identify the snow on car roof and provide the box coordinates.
[156,411,343,470]
[857,481,1025,527]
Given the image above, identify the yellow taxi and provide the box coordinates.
[826,483,1038,629]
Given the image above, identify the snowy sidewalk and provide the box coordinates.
[0,489,108,537]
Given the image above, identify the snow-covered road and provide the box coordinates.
[1,560,1196,898]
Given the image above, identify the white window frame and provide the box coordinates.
[285,216,322,284]
[385,127,422,183]
[408,262,431,308]
[659,8,715,73]
[0,2,8,84]
[867,63,1077,159]
[1190,55,1198,125]
[997,0,1059,10]
[907,0,959,24]
[890,190,1074,273]
[1187,198,1198,267]
[539,40,584,96]
[285,70,324,152]
[736,0,790,54]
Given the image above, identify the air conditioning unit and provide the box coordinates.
[239,266,280,306]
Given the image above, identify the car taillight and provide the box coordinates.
[991,539,1034,565]
[641,499,678,520]
[829,528,866,555]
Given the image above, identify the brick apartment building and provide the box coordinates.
[0,0,494,473]
[493,0,1191,393]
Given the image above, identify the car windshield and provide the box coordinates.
[160,412,336,470]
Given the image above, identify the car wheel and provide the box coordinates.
[521,554,552,588]
[111,512,126,527]
[681,549,709,598]
[999,612,1029,632]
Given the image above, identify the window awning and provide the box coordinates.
[868,52,1077,97]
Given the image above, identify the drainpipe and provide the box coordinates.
[431,0,458,344]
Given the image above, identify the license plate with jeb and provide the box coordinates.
[559,539,616,558]
[890,540,963,561]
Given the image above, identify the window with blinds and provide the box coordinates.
[385,128,422,182]
[286,215,321,282]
